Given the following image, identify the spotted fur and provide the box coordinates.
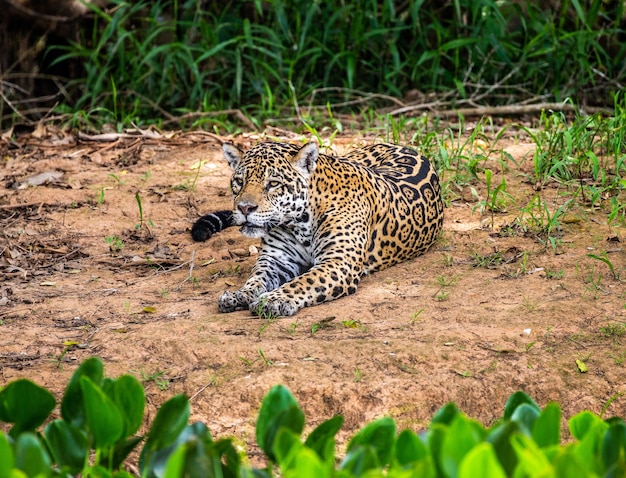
[192,141,444,317]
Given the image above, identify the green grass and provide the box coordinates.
[5,0,625,131]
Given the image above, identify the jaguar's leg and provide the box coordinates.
[250,220,368,317]
[218,230,311,313]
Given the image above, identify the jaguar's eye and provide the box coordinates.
[267,180,281,189]
[231,178,243,192]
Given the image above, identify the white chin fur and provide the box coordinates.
[240,225,267,238]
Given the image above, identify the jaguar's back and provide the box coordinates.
[311,143,443,272]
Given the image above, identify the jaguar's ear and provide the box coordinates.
[292,142,318,177]
[223,143,243,171]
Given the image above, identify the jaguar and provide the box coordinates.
[192,141,443,317]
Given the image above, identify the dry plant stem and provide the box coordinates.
[188,250,195,282]
[177,250,196,289]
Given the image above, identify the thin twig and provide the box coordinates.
[189,380,213,402]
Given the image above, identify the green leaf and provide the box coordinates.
[169,437,215,478]
[551,446,591,477]
[44,420,88,474]
[209,437,241,476]
[159,434,238,478]
[283,448,327,478]
[0,379,56,438]
[339,445,379,475]
[503,391,540,420]
[510,433,553,476]
[62,357,104,427]
[487,421,521,475]
[145,422,211,478]
[80,376,124,449]
[510,403,541,435]
[346,417,396,468]
[14,432,51,478]
[569,411,606,440]
[112,436,143,470]
[601,422,626,473]
[304,415,343,463]
[393,429,428,467]
[273,428,303,470]
[256,385,304,462]
[88,464,113,477]
[139,394,190,473]
[569,423,608,475]
[0,431,15,474]
[267,406,305,463]
[431,402,460,425]
[426,422,448,476]
[163,445,186,478]
[441,414,486,478]
[532,403,561,448]
[107,375,146,437]
[112,471,135,478]
[458,442,506,478]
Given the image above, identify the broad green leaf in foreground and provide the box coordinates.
[503,391,540,421]
[44,420,88,474]
[80,376,124,449]
[256,385,304,462]
[139,394,190,472]
[458,442,506,478]
[441,414,486,478]
[0,431,15,474]
[304,414,344,463]
[532,402,561,448]
[393,428,428,468]
[14,433,51,478]
[61,356,104,427]
[346,417,396,468]
[107,375,146,437]
[0,379,56,438]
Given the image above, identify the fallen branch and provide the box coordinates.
[162,110,257,131]
[389,102,611,118]
[0,201,45,210]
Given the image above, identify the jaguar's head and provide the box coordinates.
[223,142,318,238]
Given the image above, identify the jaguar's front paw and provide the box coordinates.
[218,290,249,313]
[249,293,299,318]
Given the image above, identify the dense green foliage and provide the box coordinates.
[41,0,626,129]
[386,96,626,235]
[1,357,625,476]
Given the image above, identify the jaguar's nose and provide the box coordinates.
[238,203,258,216]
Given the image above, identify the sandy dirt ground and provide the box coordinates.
[1,127,625,459]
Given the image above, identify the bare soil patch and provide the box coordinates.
[1,129,625,456]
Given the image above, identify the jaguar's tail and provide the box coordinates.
[191,210,234,242]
